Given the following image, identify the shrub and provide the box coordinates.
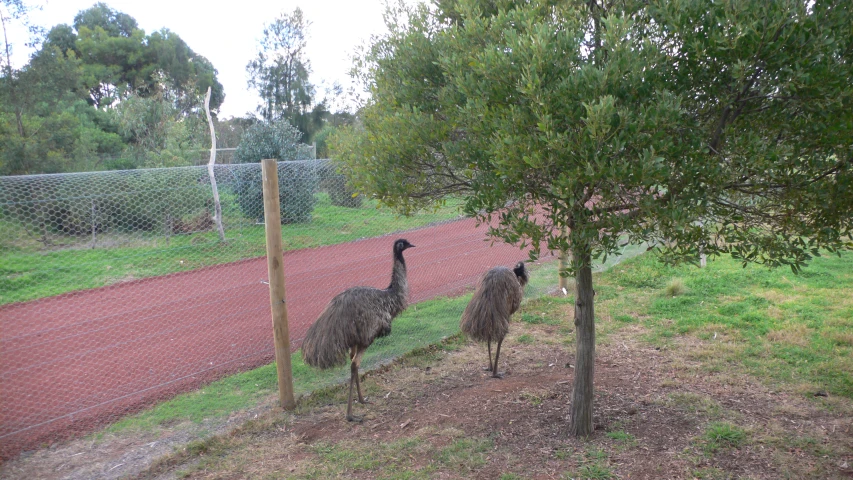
[233,119,317,223]
[231,161,319,224]
[665,278,687,297]
[0,168,209,242]
[317,161,362,208]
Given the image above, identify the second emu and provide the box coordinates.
[461,261,528,378]
[301,238,415,422]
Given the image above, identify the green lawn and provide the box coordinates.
[0,193,463,305]
[530,249,853,399]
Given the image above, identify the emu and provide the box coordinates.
[301,238,415,422]
[460,261,528,378]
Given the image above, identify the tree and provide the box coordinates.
[39,3,224,112]
[0,42,124,175]
[0,3,227,174]
[1,0,38,142]
[111,93,208,168]
[214,115,257,149]
[234,117,312,165]
[334,0,853,436]
[247,8,323,142]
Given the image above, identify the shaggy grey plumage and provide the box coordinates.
[301,238,414,421]
[460,261,528,378]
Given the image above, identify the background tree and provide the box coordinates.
[335,0,853,436]
[247,8,324,143]
[0,42,124,174]
[1,3,225,173]
[56,3,224,111]
[214,116,257,149]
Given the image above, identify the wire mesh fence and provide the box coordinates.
[0,159,564,459]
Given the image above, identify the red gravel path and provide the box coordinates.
[0,217,540,459]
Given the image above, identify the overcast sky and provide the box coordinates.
[5,0,398,118]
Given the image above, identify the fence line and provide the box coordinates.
[0,160,551,459]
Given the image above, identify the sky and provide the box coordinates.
[5,0,397,118]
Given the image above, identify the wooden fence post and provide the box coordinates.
[261,158,296,410]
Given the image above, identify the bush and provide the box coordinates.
[234,119,313,164]
[103,169,209,232]
[230,161,319,224]
[0,167,211,242]
[317,161,362,208]
[232,119,317,223]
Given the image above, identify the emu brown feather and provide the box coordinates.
[460,262,528,377]
[300,238,414,421]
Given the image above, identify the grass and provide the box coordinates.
[605,430,634,442]
[437,437,494,472]
[700,422,748,454]
[664,278,687,297]
[566,464,615,479]
[564,447,616,480]
[601,250,853,399]
[0,193,463,304]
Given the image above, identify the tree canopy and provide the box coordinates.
[334,0,853,435]
[0,2,225,174]
[42,2,224,111]
[247,8,326,143]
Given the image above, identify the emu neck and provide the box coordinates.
[388,250,408,292]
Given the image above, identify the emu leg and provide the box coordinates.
[492,338,505,379]
[353,349,370,404]
[346,361,363,422]
[482,340,493,372]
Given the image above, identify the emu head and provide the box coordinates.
[394,239,415,254]
[513,261,529,287]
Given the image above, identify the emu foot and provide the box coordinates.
[491,371,505,379]
[346,414,364,423]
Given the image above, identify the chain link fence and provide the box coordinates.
[0,160,561,459]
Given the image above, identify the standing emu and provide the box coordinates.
[460,261,528,378]
[301,238,415,422]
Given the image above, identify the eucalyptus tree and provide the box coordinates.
[334,0,853,436]
[247,8,324,141]
[37,3,224,111]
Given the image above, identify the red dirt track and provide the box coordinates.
[0,217,541,459]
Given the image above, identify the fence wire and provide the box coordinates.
[0,160,559,459]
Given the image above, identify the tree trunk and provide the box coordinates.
[203,87,226,242]
[570,249,595,436]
